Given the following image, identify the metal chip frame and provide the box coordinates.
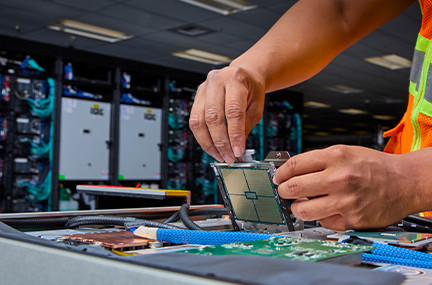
[212,162,294,231]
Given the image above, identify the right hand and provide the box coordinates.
[189,66,266,164]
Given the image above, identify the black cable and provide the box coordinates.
[399,220,432,233]
[164,207,228,224]
[65,216,181,230]
[1,218,69,228]
[404,215,432,228]
[163,210,180,223]
[179,204,205,230]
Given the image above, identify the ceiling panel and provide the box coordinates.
[1,0,85,19]
[20,29,105,49]
[265,1,297,14]
[120,37,184,55]
[198,17,267,41]
[379,13,421,41]
[230,8,281,30]
[87,44,164,61]
[224,40,255,51]
[127,0,218,22]
[0,7,53,35]
[140,31,212,50]
[52,0,122,12]
[361,29,415,58]
[143,55,215,74]
[73,13,156,36]
[99,4,186,30]
[198,32,243,45]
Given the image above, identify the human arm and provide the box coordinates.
[189,0,416,163]
[274,145,431,230]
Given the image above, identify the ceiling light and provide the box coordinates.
[173,49,232,65]
[48,20,133,43]
[330,127,348,132]
[304,125,318,129]
[325,85,363,94]
[372,115,397,120]
[304,101,331,108]
[314,132,331,136]
[178,0,257,15]
[365,54,412,70]
[338,108,367,115]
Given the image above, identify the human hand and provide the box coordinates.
[189,66,265,164]
[273,145,417,231]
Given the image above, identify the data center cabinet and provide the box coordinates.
[59,98,111,180]
[119,104,162,180]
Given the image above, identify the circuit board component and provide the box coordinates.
[181,236,375,263]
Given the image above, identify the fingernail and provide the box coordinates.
[214,154,223,162]
[224,154,235,165]
[233,146,243,157]
[272,173,278,185]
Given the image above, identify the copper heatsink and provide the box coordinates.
[62,230,165,251]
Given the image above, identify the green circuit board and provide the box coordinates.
[181,237,375,262]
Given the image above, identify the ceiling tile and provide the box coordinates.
[1,0,85,19]
[379,14,420,42]
[198,32,243,46]
[140,31,212,50]
[225,40,255,51]
[88,44,164,61]
[99,4,186,30]
[230,8,281,30]
[198,17,267,41]
[360,29,415,59]
[120,37,184,55]
[73,13,156,36]
[0,7,52,35]
[265,1,297,14]
[127,0,218,22]
[143,55,215,74]
[19,29,105,49]
[52,0,120,12]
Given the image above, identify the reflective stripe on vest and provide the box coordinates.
[407,33,432,151]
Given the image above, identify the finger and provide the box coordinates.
[318,214,347,231]
[189,83,223,162]
[274,149,328,185]
[290,196,339,221]
[277,171,330,199]
[225,82,247,157]
[205,71,235,164]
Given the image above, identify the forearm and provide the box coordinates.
[230,0,415,93]
[399,148,432,214]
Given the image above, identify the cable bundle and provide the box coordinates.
[168,146,185,162]
[363,242,432,269]
[16,171,52,202]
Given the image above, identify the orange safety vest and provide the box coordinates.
[384,0,432,154]
[383,0,432,216]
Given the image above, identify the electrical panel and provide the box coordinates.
[119,105,162,180]
[59,98,111,180]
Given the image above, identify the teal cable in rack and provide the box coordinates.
[168,147,185,162]
[18,78,55,208]
[168,113,181,130]
[294,113,302,154]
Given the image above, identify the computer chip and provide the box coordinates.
[219,167,284,225]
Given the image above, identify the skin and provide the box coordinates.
[189,0,422,230]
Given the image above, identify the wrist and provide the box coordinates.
[397,150,432,214]
[229,59,268,93]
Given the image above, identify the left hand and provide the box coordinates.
[274,145,416,230]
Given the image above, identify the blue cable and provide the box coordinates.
[362,242,432,269]
[139,228,277,245]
